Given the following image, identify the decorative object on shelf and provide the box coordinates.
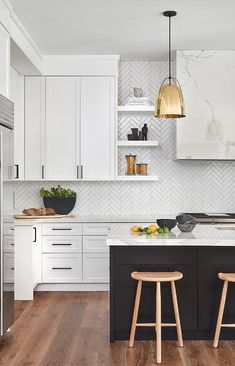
[127,133,134,141]
[131,128,139,140]
[136,163,148,175]
[40,185,77,214]
[125,154,136,175]
[126,124,148,141]
[133,87,143,98]
[126,97,151,106]
[155,11,185,119]
[142,123,148,140]
[138,131,144,140]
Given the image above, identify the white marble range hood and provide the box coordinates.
[176,50,235,160]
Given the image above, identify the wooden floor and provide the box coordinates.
[0,292,235,366]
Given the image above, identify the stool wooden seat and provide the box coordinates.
[129,271,183,364]
[213,272,235,348]
[131,271,183,282]
[218,273,235,282]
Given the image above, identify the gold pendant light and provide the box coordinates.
[155,11,185,119]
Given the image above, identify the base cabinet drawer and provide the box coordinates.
[4,253,14,283]
[3,236,14,253]
[83,223,111,236]
[42,223,82,236]
[42,236,82,253]
[83,236,109,253]
[42,254,82,283]
[83,253,109,283]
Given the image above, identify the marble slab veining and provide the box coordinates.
[107,224,235,246]
[176,50,235,160]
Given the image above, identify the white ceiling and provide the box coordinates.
[9,0,235,60]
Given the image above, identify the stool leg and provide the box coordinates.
[156,281,161,364]
[129,280,142,347]
[213,280,228,348]
[171,281,183,347]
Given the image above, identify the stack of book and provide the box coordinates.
[126,97,151,106]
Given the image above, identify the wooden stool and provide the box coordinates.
[213,272,235,348]
[129,271,183,364]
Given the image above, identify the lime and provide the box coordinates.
[163,227,169,234]
[144,227,152,235]
[157,227,163,234]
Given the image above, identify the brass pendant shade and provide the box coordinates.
[155,10,185,119]
[155,77,185,118]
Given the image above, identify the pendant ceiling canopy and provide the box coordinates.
[155,10,186,119]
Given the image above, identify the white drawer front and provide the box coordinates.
[42,223,82,236]
[83,236,108,253]
[42,254,82,283]
[3,236,14,253]
[42,236,82,253]
[83,253,109,283]
[83,223,111,236]
[4,223,14,236]
[4,253,14,283]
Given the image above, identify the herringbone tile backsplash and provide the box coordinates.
[15,61,235,215]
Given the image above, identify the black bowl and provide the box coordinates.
[43,197,76,215]
[156,219,177,231]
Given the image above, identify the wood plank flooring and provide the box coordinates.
[0,292,235,365]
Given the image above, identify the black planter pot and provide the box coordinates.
[43,197,76,215]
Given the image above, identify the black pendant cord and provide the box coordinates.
[169,15,171,84]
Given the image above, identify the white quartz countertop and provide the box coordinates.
[106,224,235,246]
[14,215,176,225]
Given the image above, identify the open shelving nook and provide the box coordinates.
[116,108,160,181]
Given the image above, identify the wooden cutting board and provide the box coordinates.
[14,214,74,219]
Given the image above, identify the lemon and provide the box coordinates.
[149,224,158,233]
[130,225,142,233]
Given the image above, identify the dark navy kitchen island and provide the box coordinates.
[107,225,235,342]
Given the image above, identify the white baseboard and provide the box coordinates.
[35,283,109,292]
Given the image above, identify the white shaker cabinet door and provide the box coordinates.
[0,24,10,98]
[10,67,24,180]
[25,77,45,180]
[80,77,115,180]
[45,77,79,180]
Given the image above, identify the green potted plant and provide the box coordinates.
[40,185,77,215]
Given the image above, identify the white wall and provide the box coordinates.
[14,61,235,215]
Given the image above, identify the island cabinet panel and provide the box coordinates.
[198,247,235,335]
[110,247,198,341]
[114,247,197,265]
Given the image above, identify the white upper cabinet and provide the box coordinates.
[25,77,45,180]
[0,24,10,98]
[24,75,116,181]
[10,67,24,180]
[45,77,79,180]
[80,77,115,180]
[176,50,235,160]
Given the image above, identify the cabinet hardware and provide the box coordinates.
[52,267,72,270]
[10,267,14,270]
[52,228,72,231]
[10,243,14,246]
[15,164,19,179]
[33,227,37,242]
[42,165,45,179]
[52,243,72,246]
[77,165,79,179]
[10,228,14,231]
[81,165,83,179]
